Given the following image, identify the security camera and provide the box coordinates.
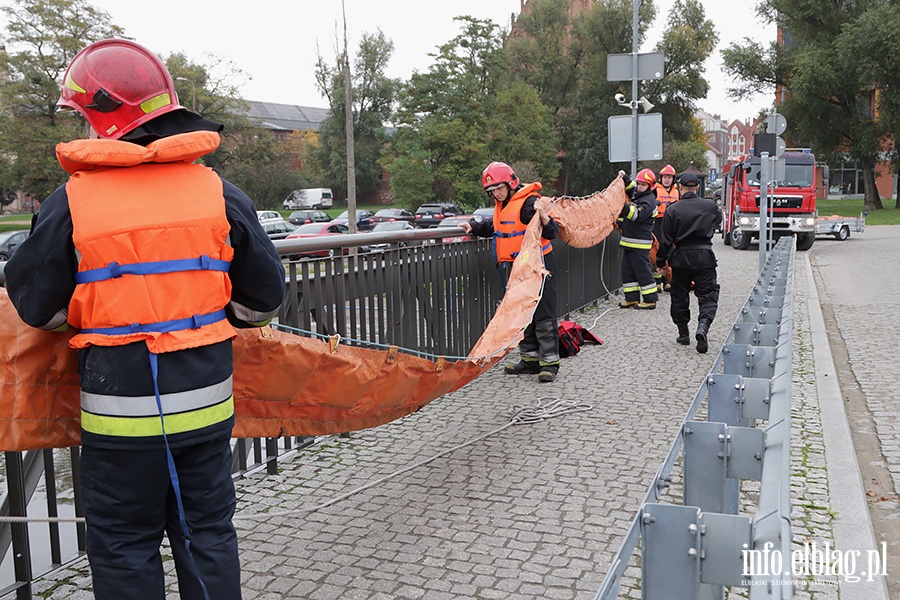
[614,93,626,103]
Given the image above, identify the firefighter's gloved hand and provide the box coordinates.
[619,170,634,191]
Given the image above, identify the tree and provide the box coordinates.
[837,3,900,209]
[721,0,891,210]
[560,0,655,194]
[309,30,398,202]
[504,0,583,118]
[0,0,123,199]
[642,0,718,142]
[384,16,558,209]
[162,52,308,206]
[645,115,709,175]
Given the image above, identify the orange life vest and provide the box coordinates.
[493,182,553,263]
[62,132,236,354]
[656,183,680,217]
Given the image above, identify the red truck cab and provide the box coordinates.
[721,150,827,251]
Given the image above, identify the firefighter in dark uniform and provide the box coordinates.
[655,172,722,353]
[460,161,561,383]
[5,39,285,599]
[617,168,660,310]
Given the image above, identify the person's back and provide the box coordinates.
[655,173,720,353]
[5,39,285,600]
[662,191,721,251]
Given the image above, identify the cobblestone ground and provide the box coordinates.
[22,238,856,600]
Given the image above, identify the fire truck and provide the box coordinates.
[720,149,827,251]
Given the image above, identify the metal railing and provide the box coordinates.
[594,236,796,600]
[1,227,621,599]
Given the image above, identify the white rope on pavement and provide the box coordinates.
[0,400,592,526]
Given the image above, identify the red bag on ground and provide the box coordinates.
[558,320,603,358]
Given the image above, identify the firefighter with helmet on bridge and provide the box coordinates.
[4,38,286,599]
[653,164,680,292]
[460,161,562,383]
[617,168,660,310]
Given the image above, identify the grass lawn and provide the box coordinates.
[817,198,900,225]
[277,205,392,220]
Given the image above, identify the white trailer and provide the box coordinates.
[815,212,866,240]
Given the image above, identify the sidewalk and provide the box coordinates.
[24,238,887,600]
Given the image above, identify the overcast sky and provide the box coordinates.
[3,0,776,121]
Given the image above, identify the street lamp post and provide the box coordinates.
[175,76,196,111]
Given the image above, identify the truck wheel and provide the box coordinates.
[836,226,850,241]
[796,233,815,251]
[731,227,752,250]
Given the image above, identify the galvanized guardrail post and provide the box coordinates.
[596,236,796,600]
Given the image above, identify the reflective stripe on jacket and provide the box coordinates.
[493,182,552,262]
[655,184,680,217]
[617,187,657,250]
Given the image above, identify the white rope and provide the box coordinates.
[233,396,592,523]
[0,398,592,526]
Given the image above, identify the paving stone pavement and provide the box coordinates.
[20,233,891,600]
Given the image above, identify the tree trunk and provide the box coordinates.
[862,162,884,211]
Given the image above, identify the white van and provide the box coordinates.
[283,188,334,210]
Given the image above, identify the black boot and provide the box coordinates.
[695,320,710,354]
[505,360,541,375]
[538,363,559,383]
[676,324,690,345]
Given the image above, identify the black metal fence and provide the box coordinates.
[0,232,622,599]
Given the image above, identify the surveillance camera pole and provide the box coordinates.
[629,0,639,178]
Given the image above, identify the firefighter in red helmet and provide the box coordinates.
[653,164,680,292]
[6,39,285,600]
[461,161,562,382]
[616,168,660,309]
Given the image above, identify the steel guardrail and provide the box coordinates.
[594,236,796,599]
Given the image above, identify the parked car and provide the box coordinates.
[370,208,416,226]
[437,215,478,244]
[261,219,297,241]
[414,202,464,228]
[283,221,351,257]
[256,210,282,222]
[333,209,376,231]
[369,221,429,249]
[0,230,28,261]
[288,210,331,225]
[472,207,494,222]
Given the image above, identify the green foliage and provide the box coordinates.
[560,0,655,193]
[504,0,582,115]
[309,30,398,200]
[643,0,717,141]
[0,0,123,200]
[212,129,309,210]
[722,0,896,209]
[383,16,561,210]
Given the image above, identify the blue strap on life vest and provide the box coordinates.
[493,230,525,238]
[79,309,227,336]
[75,255,230,284]
[148,351,212,600]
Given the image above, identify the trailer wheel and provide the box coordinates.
[731,227,752,250]
[835,225,850,241]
